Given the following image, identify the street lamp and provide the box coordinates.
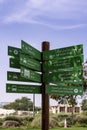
[33,94,35,117]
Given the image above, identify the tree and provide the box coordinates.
[3,97,33,111]
[51,95,77,125]
[82,99,87,111]
[67,95,77,125]
[51,95,77,107]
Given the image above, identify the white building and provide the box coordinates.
[0,108,15,117]
[50,104,82,114]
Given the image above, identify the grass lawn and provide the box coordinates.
[0,127,87,130]
[52,127,87,130]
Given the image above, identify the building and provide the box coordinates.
[50,104,82,114]
[0,108,15,118]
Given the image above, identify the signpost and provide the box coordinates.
[20,53,41,71]
[8,46,21,57]
[43,55,83,71]
[7,71,37,82]
[10,53,41,71]
[7,40,84,130]
[43,68,83,84]
[42,41,49,130]
[46,85,83,95]
[21,40,41,60]
[43,44,83,60]
[7,71,23,81]
[21,67,41,82]
[10,57,20,69]
[6,84,41,94]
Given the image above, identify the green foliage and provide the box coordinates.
[30,114,60,128]
[2,120,20,128]
[31,116,41,128]
[3,97,41,112]
[24,116,34,122]
[50,95,77,117]
[0,119,3,126]
[49,116,59,128]
[78,117,87,124]
[82,99,87,111]
[23,120,31,128]
[76,115,87,126]
[0,127,87,130]
[81,111,87,116]
[23,116,34,127]
[68,96,77,106]
[3,97,33,111]
[35,106,41,111]
[75,122,87,127]
[5,116,23,125]
[1,113,87,129]
[55,113,77,127]
[51,94,77,106]
[57,113,69,121]
[66,115,76,127]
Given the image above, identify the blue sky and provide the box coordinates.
[0,0,87,106]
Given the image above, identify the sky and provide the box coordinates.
[0,0,87,107]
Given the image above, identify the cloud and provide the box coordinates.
[1,0,87,30]
[42,23,86,30]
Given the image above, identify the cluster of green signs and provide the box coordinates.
[43,44,83,95]
[7,40,41,94]
[6,40,84,96]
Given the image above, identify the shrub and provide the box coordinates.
[57,113,69,121]
[77,116,87,124]
[31,116,41,128]
[2,120,20,128]
[0,119,3,126]
[74,115,87,127]
[49,116,59,128]
[66,116,72,126]
[58,121,65,127]
[81,111,87,116]
[22,116,34,128]
[5,116,23,125]
[31,115,59,128]
[24,116,34,122]
[75,122,87,127]
[23,120,31,128]
[66,115,76,127]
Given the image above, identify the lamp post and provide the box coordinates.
[33,94,35,117]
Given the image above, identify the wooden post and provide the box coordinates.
[41,41,50,130]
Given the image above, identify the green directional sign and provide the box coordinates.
[43,55,83,72]
[21,40,41,60]
[8,46,21,57]
[21,67,41,82]
[10,54,41,71]
[46,85,83,95]
[20,54,41,71]
[43,44,83,60]
[6,84,41,94]
[10,57,20,69]
[7,71,37,82]
[44,68,83,84]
